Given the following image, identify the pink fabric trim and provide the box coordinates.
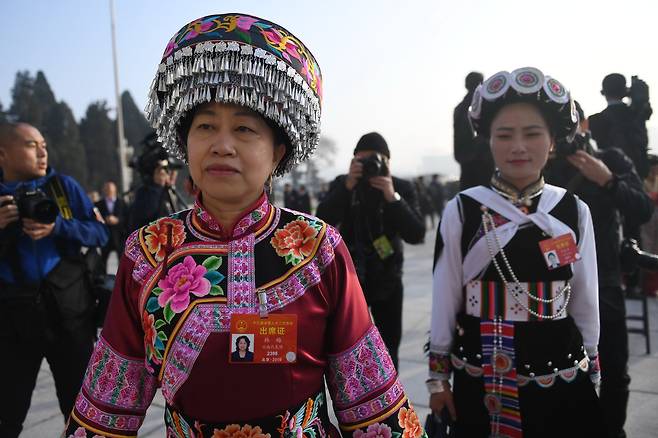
[335,379,405,425]
[82,336,157,412]
[74,392,144,432]
[327,325,397,409]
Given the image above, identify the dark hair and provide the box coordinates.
[465,72,484,92]
[601,73,627,100]
[235,335,251,350]
[0,121,29,149]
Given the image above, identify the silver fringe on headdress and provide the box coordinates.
[145,40,321,175]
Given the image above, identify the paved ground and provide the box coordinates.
[23,230,658,437]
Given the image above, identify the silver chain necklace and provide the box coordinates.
[481,206,570,320]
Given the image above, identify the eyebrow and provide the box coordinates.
[194,108,261,119]
[494,125,546,132]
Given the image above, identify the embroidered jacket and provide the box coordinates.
[65,194,425,438]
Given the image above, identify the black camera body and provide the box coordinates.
[358,154,389,179]
[620,238,658,272]
[131,132,183,182]
[0,186,59,224]
[555,133,591,158]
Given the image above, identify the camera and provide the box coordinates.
[620,238,658,272]
[358,154,389,179]
[555,132,590,158]
[0,186,59,224]
[629,76,649,106]
[130,131,183,182]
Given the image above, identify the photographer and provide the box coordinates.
[544,104,654,438]
[0,122,108,437]
[316,132,425,368]
[589,73,652,179]
[128,132,186,231]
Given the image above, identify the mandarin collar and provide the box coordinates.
[193,192,271,240]
[490,173,545,207]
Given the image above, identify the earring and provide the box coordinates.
[267,172,273,196]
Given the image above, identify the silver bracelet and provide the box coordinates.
[426,379,449,394]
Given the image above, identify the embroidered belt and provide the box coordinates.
[451,353,590,388]
[164,389,333,438]
[464,280,569,322]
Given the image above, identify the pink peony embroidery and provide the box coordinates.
[157,256,211,313]
[68,427,105,438]
[354,423,393,438]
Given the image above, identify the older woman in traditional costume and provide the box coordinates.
[66,13,425,438]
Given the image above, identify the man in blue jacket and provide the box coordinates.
[0,122,108,437]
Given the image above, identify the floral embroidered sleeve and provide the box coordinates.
[323,231,427,438]
[64,238,159,437]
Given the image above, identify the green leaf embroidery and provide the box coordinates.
[152,287,163,296]
[209,285,224,296]
[154,348,163,360]
[154,319,166,329]
[202,255,222,271]
[146,297,160,313]
[157,331,168,341]
[163,303,175,323]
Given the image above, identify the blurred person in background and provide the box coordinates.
[454,71,494,190]
[95,181,127,272]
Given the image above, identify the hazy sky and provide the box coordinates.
[1,0,657,179]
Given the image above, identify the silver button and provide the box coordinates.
[567,354,572,359]
[524,364,531,369]
[476,354,482,359]
[547,361,552,367]
[553,368,559,373]
[529,372,535,377]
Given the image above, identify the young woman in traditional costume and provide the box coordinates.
[65,13,425,438]
[427,67,604,437]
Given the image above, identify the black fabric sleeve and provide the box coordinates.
[384,178,425,244]
[314,175,352,227]
[601,148,654,227]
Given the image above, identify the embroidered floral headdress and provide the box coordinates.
[145,13,323,175]
[468,67,578,142]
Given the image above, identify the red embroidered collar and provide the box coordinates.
[192,192,271,240]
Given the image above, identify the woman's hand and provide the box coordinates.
[429,381,456,421]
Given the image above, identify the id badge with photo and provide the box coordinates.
[229,314,298,364]
[538,233,580,270]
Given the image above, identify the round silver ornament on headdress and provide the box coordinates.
[468,67,578,143]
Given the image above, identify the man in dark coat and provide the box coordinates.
[589,73,652,179]
[545,112,654,438]
[453,71,494,190]
[316,132,425,368]
[95,181,127,272]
